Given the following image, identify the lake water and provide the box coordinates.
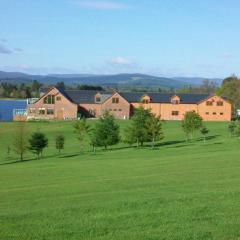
[0,100,27,121]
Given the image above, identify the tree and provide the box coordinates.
[235,121,240,138]
[182,111,203,141]
[228,121,237,137]
[146,113,164,149]
[29,132,48,159]
[124,106,152,147]
[91,111,120,149]
[73,118,89,151]
[13,122,28,161]
[200,126,209,143]
[55,134,65,154]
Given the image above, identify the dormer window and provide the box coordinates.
[142,99,150,104]
[217,101,223,106]
[95,97,101,103]
[171,96,180,104]
[172,100,180,104]
[206,101,213,106]
[141,95,151,104]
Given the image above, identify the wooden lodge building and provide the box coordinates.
[25,87,232,121]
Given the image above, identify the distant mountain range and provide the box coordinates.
[0,71,222,90]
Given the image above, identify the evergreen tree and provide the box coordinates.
[55,134,65,154]
[91,111,120,149]
[124,106,152,147]
[182,111,203,141]
[29,132,48,159]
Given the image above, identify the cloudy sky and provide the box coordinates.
[0,0,240,77]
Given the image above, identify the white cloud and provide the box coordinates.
[110,56,133,65]
[72,0,127,9]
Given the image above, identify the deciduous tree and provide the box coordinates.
[13,122,28,161]
[182,111,203,141]
[73,118,89,152]
[146,113,164,149]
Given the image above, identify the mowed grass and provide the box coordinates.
[1,120,240,240]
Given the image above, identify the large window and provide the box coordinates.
[172,111,179,116]
[44,95,55,104]
[47,109,54,115]
[112,98,119,104]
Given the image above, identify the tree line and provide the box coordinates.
[10,106,228,162]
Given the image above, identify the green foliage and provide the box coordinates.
[146,113,164,149]
[90,111,120,149]
[228,121,237,137]
[12,122,28,161]
[234,121,240,138]
[28,131,48,159]
[218,75,240,115]
[182,111,203,141]
[55,134,65,154]
[73,118,89,151]
[0,81,41,99]
[200,126,209,143]
[125,106,152,147]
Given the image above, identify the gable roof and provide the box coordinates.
[119,92,210,104]
[60,89,112,104]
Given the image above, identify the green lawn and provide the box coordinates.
[1,120,240,240]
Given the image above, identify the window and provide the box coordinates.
[56,96,61,101]
[39,108,45,114]
[142,99,150,104]
[114,109,117,111]
[220,112,224,115]
[217,101,223,106]
[172,100,180,105]
[213,112,216,115]
[109,109,112,111]
[43,95,55,104]
[112,98,119,104]
[95,97,101,103]
[206,112,209,115]
[47,109,54,115]
[206,101,213,106]
[119,109,122,111]
[172,111,179,116]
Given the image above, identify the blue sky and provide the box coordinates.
[0,0,240,77]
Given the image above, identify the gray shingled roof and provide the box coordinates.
[119,92,210,104]
[61,90,111,104]
[57,87,211,104]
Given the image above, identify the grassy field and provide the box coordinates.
[1,120,240,240]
